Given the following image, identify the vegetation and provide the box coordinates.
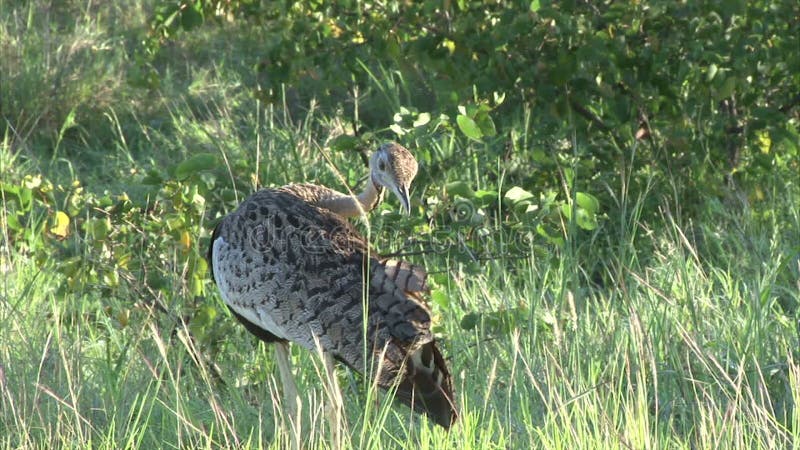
[1,0,798,448]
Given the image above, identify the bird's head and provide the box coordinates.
[369,142,418,214]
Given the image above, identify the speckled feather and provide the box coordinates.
[209,187,457,428]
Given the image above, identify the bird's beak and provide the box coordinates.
[395,185,411,215]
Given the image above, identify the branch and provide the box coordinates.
[569,98,611,132]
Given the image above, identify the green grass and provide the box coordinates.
[2,1,799,449]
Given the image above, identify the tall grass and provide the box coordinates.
[3,185,796,448]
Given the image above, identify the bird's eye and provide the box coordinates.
[378,160,386,171]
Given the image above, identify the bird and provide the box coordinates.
[207,142,458,431]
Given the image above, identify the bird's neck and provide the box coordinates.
[318,178,384,218]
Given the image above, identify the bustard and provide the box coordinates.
[207,143,458,430]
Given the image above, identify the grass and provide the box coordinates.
[2,1,799,449]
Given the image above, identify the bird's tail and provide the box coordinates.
[366,256,457,428]
[379,258,429,293]
[393,340,458,429]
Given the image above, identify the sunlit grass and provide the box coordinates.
[4,177,796,448]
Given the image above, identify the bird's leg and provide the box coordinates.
[275,342,301,450]
[323,352,344,448]
[275,342,300,416]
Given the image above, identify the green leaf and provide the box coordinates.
[180,4,203,30]
[551,53,576,85]
[193,256,208,279]
[524,204,540,215]
[175,153,217,180]
[413,112,431,127]
[147,273,168,291]
[221,189,238,202]
[166,214,185,231]
[560,203,572,221]
[576,208,598,230]
[531,149,549,163]
[329,135,360,152]
[456,114,483,141]
[431,289,449,308]
[460,312,480,330]
[475,112,497,137]
[473,189,498,206]
[445,181,475,198]
[530,0,541,12]
[504,186,535,204]
[707,64,718,82]
[536,224,564,246]
[18,187,32,211]
[714,76,737,100]
[0,182,20,196]
[575,192,599,214]
[6,213,22,231]
[142,170,164,186]
[562,167,575,187]
[190,304,218,337]
[190,274,204,297]
[84,217,111,240]
[541,190,558,207]
[389,123,406,136]
[50,211,70,238]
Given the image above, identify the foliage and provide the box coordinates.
[1,147,215,342]
[141,0,799,203]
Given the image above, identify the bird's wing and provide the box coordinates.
[210,189,429,349]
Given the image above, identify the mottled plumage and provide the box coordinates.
[208,143,457,428]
